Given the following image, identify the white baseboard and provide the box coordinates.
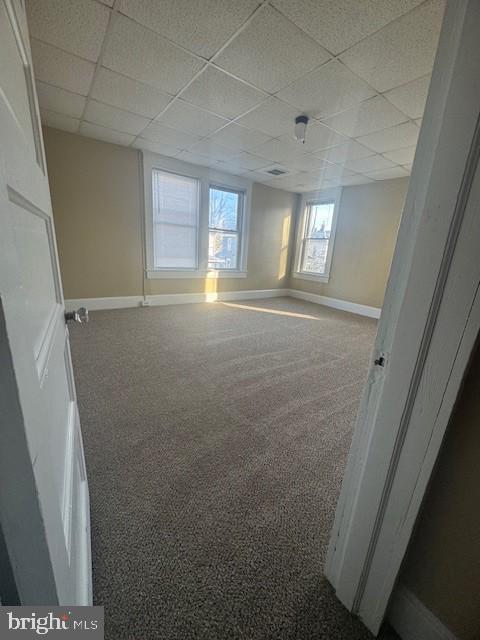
[388,586,458,640]
[65,289,288,311]
[146,288,288,306]
[65,288,381,318]
[287,288,381,319]
[64,296,143,311]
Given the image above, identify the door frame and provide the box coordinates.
[325,0,480,634]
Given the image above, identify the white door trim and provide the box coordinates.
[325,1,480,633]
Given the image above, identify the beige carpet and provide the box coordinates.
[69,297,397,639]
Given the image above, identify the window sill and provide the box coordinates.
[146,269,247,279]
[292,271,330,283]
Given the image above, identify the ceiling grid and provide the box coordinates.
[29,0,445,192]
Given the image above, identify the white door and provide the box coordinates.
[0,0,91,605]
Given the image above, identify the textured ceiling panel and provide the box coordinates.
[116,0,261,59]
[181,67,266,119]
[214,5,330,93]
[27,0,110,62]
[340,0,445,92]
[30,0,445,191]
[92,68,173,119]
[103,15,204,94]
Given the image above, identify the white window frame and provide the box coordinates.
[143,151,251,279]
[293,187,342,283]
[208,185,244,272]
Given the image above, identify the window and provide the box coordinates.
[295,188,341,282]
[144,153,251,278]
[300,201,335,275]
[151,169,199,270]
[208,187,243,270]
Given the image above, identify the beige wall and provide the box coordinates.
[45,127,144,298]
[398,344,480,640]
[44,127,297,299]
[289,178,408,308]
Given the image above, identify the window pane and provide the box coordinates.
[209,188,239,230]
[307,202,334,239]
[154,224,197,269]
[152,169,199,269]
[208,231,238,269]
[152,170,199,226]
[302,239,329,274]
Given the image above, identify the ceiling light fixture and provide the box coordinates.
[294,115,309,144]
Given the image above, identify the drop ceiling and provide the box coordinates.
[28,0,445,193]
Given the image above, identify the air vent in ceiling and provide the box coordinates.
[266,168,287,176]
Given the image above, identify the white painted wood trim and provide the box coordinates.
[389,587,458,640]
[292,272,330,283]
[76,478,92,606]
[292,187,342,282]
[65,289,289,311]
[325,2,480,634]
[142,151,252,276]
[146,269,248,279]
[288,289,381,318]
[65,296,143,311]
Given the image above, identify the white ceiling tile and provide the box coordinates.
[343,154,396,173]
[415,118,423,127]
[36,81,86,118]
[249,139,295,163]
[282,154,331,173]
[314,140,373,164]
[92,68,173,118]
[296,183,337,193]
[181,67,266,119]
[157,101,229,137]
[189,139,241,162]
[270,0,424,55]
[30,39,95,95]
[241,170,274,183]
[403,162,413,172]
[384,75,430,119]
[258,164,298,178]
[133,138,182,157]
[213,162,249,176]
[40,108,80,133]
[140,121,200,148]
[315,164,355,181]
[209,123,270,152]
[214,5,330,93]
[79,121,135,145]
[322,95,407,137]
[235,97,299,137]
[27,0,110,62]
[277,60,376,118]
[357,122,419,153]
[340,0,445,92]
[174,151,219,167]
[116,0,260,59]
[227,152,271,171]
[383,145,416,164]
[366,166,410,180]
[84,100,150,134]
[278,121,348,153]
[339,174,374,187]
[103,15,204,94]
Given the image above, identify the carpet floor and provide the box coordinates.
[69,297,398,640]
